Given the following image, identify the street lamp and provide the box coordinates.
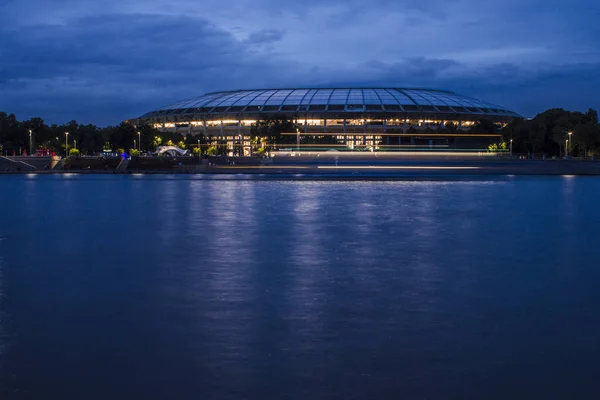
[197,138,200,156]
[568,131,572,157]
[65,132,69,157]
[137,131,141,151]
[510,138,513,157]
[565,139,568,158]
[296,128,300,152]
[74,139,77,150]
[29,129,33,156]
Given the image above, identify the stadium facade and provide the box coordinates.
[132,88,520,153]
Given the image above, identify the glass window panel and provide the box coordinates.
[347,89,363,104]
[433,94,463,107]
[375,90,397,105]
[363,89,382,104]
[328,89,349,105]
[231,91,261,107]
[310,89,333,103]
[266,90,294,105]
[205,93,241,107]
[191,95,223,109]
[418,93,443,103]
[248,90,278,105]
[453,96,481,108]
[214,93,248,107]
[283,98,307,105]
[386,90,414,105]
[300,89,319,104]
[402,90,435,106]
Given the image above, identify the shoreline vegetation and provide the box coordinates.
[1,108,599,158]
[1,107,600,176]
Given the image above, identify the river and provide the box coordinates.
[1,174,599,399]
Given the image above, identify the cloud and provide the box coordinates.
[0,13,298,124]
[0,0,599,124]
[245,29,285,45]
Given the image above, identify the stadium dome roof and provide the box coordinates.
[140,88,519,119]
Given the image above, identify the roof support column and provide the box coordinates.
[238,120,242,157]
[383,120,388,146]
[363,119,367,146]
[323,119,327,133]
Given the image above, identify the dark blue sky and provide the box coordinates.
[1,0,599,125]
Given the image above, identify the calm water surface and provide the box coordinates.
[1,175,600,399]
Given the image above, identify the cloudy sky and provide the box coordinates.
[1,0,599,125]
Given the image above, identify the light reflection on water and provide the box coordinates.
[0,175,600,399]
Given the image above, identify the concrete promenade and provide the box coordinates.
[2,153,600,176]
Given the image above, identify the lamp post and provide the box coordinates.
[568,131,572,157]
[198,138,200,156]
[137,131,141,151]
[65,132,69,157]
[565,139,568,158]
[74,139,77,150]
[296,128,300,152]
[510,138,513,157]
[29,130,33,156]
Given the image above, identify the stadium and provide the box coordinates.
[132,88,520,154]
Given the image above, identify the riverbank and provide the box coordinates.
[2,154,600,176]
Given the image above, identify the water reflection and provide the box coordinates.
[1,175,600,399]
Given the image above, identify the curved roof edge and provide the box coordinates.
[203,87,457,96]
[136,87,521,121]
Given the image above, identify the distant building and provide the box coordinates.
[131,88,520,153]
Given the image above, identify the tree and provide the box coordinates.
[573,123,600,157]
[250,116,297,149]
[470,119,499,134]
[501,108,600,157]
[207,146,218,156]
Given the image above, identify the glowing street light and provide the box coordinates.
[568,131,572,157]
[29,129,33,156]
[510,138,513,157]
[137,131,141,151]
[65,132,69,157]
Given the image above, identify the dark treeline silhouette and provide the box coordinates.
[0,112,211,156]
[0,113,159,155]
[504,108,600,157]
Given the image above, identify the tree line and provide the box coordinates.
[503,108,600,157]
[0,113,223,156]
